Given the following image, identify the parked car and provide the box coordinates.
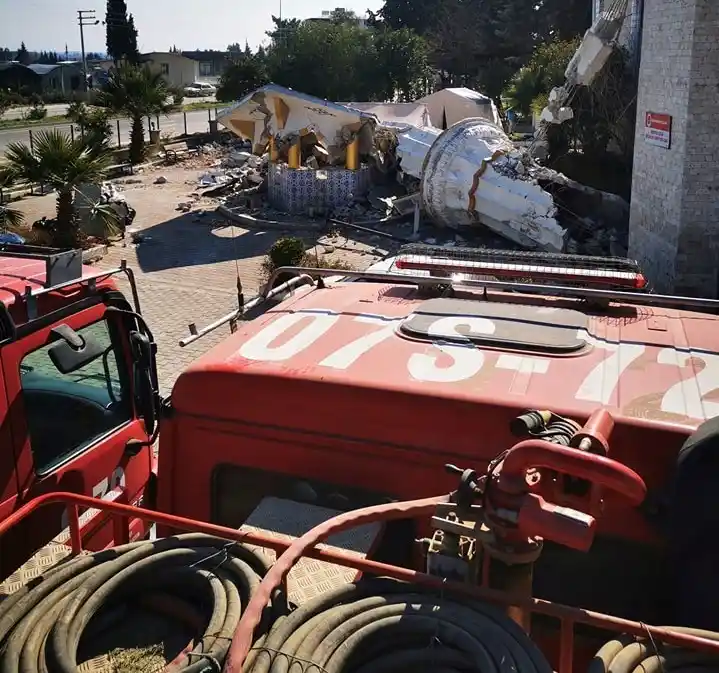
[183,81,217,97]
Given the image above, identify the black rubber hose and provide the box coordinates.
[244,577,553,673]
[588,629,719,673]
[0,533,287,673]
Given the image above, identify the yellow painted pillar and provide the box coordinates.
[287,137,301,169]
[346,137,359,170]
[269,136,279,162]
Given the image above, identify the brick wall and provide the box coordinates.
[628,0,719,296]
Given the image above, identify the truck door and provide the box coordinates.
[0,298,154,577]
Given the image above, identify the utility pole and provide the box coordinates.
[77,9,100,92]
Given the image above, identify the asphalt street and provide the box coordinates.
[1,95,217,120]
[0,108,222,153]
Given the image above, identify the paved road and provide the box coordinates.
[0,108,222,153]
[1,96,217,121]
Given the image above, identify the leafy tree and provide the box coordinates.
[16,42,31,65]
[377,0,442,34]
[373,28,430,101]
[66,102,114,150]
[216,53,268,102]
[0,130,112,247]
[105,0,140,64]
[537,0,592,41]
[263,18,430,102]
[503,38,579,116]
[0,47,12,62]
[97,65,171,164]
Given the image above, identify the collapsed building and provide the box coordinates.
[217,84,629,255]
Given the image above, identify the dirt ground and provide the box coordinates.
[9,162,423,391]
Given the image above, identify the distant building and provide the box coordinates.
[181,51,231,79]
[140,52,199,88]
[305,9,368,29]
[0,62,84,95]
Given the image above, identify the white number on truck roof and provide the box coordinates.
[575,333,646,405]
[658,349,719,419]
[319,315,403,370]
[239,310,339,362]
[408,316,494,383]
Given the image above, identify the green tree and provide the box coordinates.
[373,28,430,101]
[0,130,112,247]
[97,64,171,164]
[537,0,592,41]
[105,0,140,63]
[377,0,442,34]
[66,102,114,150]
[216,53,268,102]
[503,38,579,116]
[16,42,31,65]
[264,18,429,102]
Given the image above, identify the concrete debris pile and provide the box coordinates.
[213,84,629,256]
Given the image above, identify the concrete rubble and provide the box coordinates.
[185,84,632,255]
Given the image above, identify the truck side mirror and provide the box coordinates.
[129,330,159,436]
[48,324,106,375]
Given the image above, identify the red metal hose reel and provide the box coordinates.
[434,409,647,564]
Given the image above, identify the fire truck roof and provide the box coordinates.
[173,280,719,433]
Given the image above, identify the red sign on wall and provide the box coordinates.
[644,112,672,149]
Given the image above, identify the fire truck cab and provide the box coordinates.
[0,245,158,577]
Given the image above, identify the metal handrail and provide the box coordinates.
[3,490,719,673]
[179,273,315,347]
[264,266,719,311]
[180,264,719,348]
[19,260,143,322]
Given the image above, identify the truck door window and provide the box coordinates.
[19,320,132,474]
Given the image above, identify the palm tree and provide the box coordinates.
[0,130,112,248]
[0,204,25,237]
[98,64,172,165]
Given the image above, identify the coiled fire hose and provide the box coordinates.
[244,577,554,673]
[0,533,287,673]
[589,630,719,673]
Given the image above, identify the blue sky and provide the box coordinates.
[0,0,384,53]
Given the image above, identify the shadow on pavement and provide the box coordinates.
[132,213,283,273]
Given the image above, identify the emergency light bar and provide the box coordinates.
[394,254,648,290]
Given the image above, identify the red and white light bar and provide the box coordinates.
[393,254,648,289]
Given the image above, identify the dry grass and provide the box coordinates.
[108,645,165,673]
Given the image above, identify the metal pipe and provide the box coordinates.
[179,274,315,347]
[3,491,719,669]
[221,494,719,671]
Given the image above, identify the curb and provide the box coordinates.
[216,205,324,232]
[82,244,108,264]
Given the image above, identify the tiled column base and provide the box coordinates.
[268,163,371,214]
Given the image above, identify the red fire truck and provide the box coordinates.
[1,245,719,673]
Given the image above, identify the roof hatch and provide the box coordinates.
[399,298,588,354]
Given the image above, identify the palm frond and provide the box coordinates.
[2,129,111,191]
[0,205,25,231]
[98,64,172,117]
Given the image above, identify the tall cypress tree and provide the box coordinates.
[106,0,139,63]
